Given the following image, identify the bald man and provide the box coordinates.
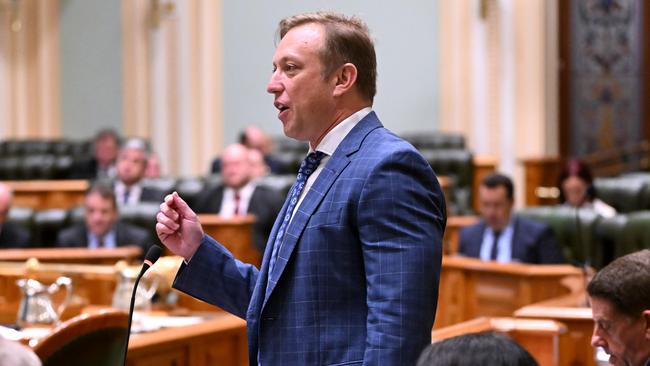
[211,126,283,174]
[195,144,283,254]
[0,183,30,248]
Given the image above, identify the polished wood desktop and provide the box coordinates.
[0,246,142,264]
[127,312,247,366]
[5,180,89,210]
[435,256,584,328]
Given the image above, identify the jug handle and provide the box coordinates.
[53,277,73,321]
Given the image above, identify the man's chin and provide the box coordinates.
[607,354,621,366]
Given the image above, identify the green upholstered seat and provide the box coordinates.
[34,310,128,366]
[517,206,602,266]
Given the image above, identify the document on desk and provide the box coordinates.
[131,313,205,333]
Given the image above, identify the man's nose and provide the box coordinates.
[591,333,605,348]
[267,72,282,94]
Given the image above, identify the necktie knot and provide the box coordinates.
[299,151,326,177]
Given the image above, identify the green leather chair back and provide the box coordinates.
[594,177,649,213]
[619,211,650,258]
[517,206,602,266]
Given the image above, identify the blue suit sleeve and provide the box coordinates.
[172,235,259,318]
[357,149,446,365]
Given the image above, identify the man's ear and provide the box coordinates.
[643,310,650,340]
[332,63,358,97]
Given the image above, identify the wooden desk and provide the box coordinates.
[0,247,142,264]
[5,180,88,210]
[431,316,567,366]
[198,214,259,267]
[127,312,247,366]
[22,309,247,366]
[515,292,594,366]
[520,156,562,206]
[0,258,223,323]
[472,155,497,212]
[435,256,584,328]
[442,216,478,255]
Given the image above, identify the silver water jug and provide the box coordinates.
[16,277,72,327]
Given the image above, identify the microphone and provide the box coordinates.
[121,245,162,366]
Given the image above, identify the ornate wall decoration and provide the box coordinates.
[570,0,644,156]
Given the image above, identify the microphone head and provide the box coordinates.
[143,245,163,267]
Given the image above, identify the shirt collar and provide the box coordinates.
[310,107,372,155]
[225,181,256,197]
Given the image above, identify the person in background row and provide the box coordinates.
[588,249,650,366]
[248,148,270,179]
[194,144,283,254]
[417,332,538,366]
[211,126,283,174]
[56,183,151,254]
[0,182,30,248]
[558,159,616,218]
[144,152,162,179]
[114,138,165,207]
[71,129,121,180]
[460,173,564,264]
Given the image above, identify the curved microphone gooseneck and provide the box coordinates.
[122,245,162,366]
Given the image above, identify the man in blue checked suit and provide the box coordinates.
[156,11,446,365]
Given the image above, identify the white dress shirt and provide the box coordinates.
[86,229,117,249]
[115,181,143,207]
[219,181,256,217]
[479,220,515,263]
[290,107,372,220]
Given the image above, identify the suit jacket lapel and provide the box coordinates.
[263,112,383,301]
[472,222,488,258]
[511,216,525,261]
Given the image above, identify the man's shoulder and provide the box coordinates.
[57,224,86,245]
[0,222,30,246]
[116,221,149,238]
[460,220,486,237]
[515,215,551,235]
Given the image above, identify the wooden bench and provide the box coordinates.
[5,180,88,210]
[435,256,584,328]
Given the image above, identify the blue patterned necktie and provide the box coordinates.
[268,151,326,276]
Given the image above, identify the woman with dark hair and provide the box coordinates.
[558,159,616,217]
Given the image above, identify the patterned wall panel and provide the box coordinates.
[569,0,644,156]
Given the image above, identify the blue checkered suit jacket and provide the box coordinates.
[173,112,446,365]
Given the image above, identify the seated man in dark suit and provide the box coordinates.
[114,138,165,207]
[70,129,121,180]
[56,183,151,253]
[0,183,30,248]
[196,143,283,254]
[459,173,564,264]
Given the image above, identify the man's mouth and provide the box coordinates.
[274,101,290,120]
